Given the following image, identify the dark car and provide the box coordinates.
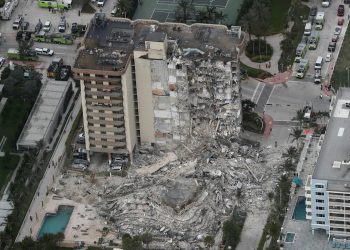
[328,42,337,52]
[21,22,29,31]
[310,6,317,16]
[35,21,43,33]
[71,22,78,33]
[338,4,345,16]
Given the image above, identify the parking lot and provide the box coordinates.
[292,0,349,83]
[0,0,118,68]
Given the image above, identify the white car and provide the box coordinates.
[35,48,54,56]
[0,57,5,68]
[43,21,51,32]
[325,53,332,62]
[322,0,330,7]
[334,26,342,35]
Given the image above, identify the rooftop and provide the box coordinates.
[17,80,71,148]
[313,88,350,191]
[74,14,241,71]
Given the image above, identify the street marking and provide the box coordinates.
[251,81,261,102]
[264,85,275,112]
[54,52,66,55]
[254,83,265,104]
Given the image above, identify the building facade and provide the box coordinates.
[306,88,350,238]
[73,14,241,159]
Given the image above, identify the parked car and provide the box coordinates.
[97,0,106,7]
[12,16,24,30]
[338,4,345,16]
[328,42,336,52]
[334,26,342,35]
[35,21,43,33]
[0,57,5,68]
[111,7,117,16]
[21,22,29,31]
[325,53,333,62]
[310,6,317,16]
[332,35,339,42]
[73,158,89,166]
[71,22,78,33]
[338,18,344,26]
[58,16,66,32]
[35,47,54,56]
[43,21,51,32]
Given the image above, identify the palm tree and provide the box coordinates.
[292,109,304,128]
[175,0,195,23]
[196,8,209,23]
[206,5,217,23]
[214,11,227,24]
[204,235,215,248]
[283,146,298,160]
[289,127,303,148]
[117,0,133,18]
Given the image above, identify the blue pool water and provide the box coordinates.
[292,196,306,220]
[285,232,295,243]
[38,205,74,238]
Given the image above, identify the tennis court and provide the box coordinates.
[133,0,243,25]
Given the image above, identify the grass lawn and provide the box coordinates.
[242,112,265,134]
[0,98,32,152]
[0,154,20,193]
[241,62,272,79]
[331,25,350,90]
[268,0,291,34]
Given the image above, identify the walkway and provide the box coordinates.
[240,33,284,75]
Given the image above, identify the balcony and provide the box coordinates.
[85,98,122,105]
[89,133,126,141]
[90,140,126,147]
[85,90,123,98]
[75,75,122,83]
[86,103,123,112]
[87,118,124,126]
[88,126,125,133]
[85,83,121,90]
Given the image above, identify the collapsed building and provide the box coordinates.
[72,13,242,160]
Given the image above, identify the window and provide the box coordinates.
[316,199,324,203]
[317,221,325,225]
[316,206,325,210]
[315,184,324,189]
[316,214,325,217]
[316,192,324,196]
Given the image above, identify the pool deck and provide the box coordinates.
[32,196,107,246]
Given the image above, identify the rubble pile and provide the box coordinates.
[95,138,285,249]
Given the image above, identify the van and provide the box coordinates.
[304,22,312,36]
[315,56,323,70]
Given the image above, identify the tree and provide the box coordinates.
[289,127,303,148]
[204,235,215,248]
[292,109,304,128]
[241,99,256,113]
[175,0,195,23]
[222,219,242,249]
[17,38,34,57]
[122,234,142,250]
[214,11,227,24]
[117,0,133,18]
[141,232,153,249]
[283,146,298,160]
[196,8,209,23]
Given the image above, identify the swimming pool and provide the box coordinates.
[292,196,306,220]
[38,205,74,238]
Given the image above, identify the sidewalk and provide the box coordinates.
[240,33,284,75]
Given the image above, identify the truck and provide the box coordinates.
[37,0,72,9]
[0,0,18,20]
[34,31,73,45]
[296,59,309,79]
[7,48,38,61]
[304,22,312,36]
[308,31,320,50]
[295,43,307,63]
[47,57,63,78]
[315,12,325,30]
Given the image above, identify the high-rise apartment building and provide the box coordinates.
[306,88,350,238]
[73,14,241,160]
